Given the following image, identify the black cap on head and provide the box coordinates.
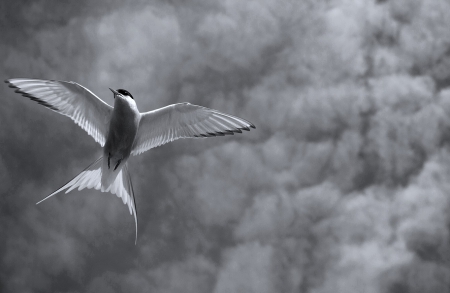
[117,89,134,100]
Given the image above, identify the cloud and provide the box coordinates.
[3,0,450,292]
[214,242,275,293]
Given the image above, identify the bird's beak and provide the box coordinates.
[109,88,119,97]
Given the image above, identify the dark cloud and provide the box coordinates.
[2,0,450,292]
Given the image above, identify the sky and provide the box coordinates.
[2,0,450,292]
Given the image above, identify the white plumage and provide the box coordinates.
[5,78,255,243]
[7,78,112,146]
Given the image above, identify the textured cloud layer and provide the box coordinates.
[2,0,450,292]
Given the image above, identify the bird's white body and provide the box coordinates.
[5,78,255,243]
[102,94,140,188]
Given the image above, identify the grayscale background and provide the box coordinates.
[2,0,450,292]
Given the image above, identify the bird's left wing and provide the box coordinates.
[131,102,255,156]
[5,78,113,146]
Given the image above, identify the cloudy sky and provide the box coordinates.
[2,0,450,292]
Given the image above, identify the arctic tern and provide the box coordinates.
[5,78,255,243]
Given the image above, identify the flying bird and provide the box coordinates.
[5,78,255,243]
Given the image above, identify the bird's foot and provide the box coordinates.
[114,159,121,171]
[108,153,111,169]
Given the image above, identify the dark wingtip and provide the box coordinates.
[192,126,259,138]
[8,86,60,111]
[6,80,17,89]
[224,130,234,135]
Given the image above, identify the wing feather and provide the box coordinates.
[5,78,113,146]
[131,102,255,155]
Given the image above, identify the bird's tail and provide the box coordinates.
[100,155,122,190]
[36,156,138,243]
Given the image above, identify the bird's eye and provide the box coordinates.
[117,89,134,100]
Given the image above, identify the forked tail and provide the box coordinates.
[36,157,138,243]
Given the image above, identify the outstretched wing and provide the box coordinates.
[131,102,255,155]
[5,78,113,146]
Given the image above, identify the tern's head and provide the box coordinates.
[109,88,134,100]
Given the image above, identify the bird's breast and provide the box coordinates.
[104,98,140,156]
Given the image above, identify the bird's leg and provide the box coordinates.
[108,153,111,169]
[114,159,122,171]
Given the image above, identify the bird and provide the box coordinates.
[5,78,255,243]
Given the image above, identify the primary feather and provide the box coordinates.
[5,78,112,146]
[132,102,255,155]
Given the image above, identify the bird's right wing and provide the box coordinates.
[131,102,255,156]
[5,78,113,146]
